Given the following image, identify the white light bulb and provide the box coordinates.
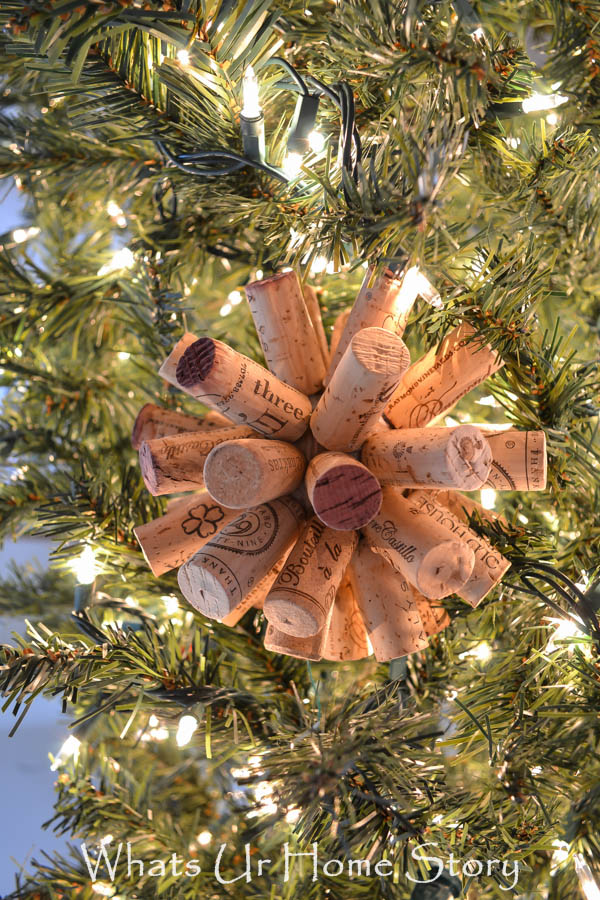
[91,882,115,897]
[107,200,123,218]
[50,734,81,771]
[285,807,301,824]
[310,255,329,274]
[97,247,135,276]
[13,226,40,243]
[71,546,97,584]
[162,594,179,615]
[522,92,568,113]
[282,152,303,179]
[117,351,130,361]
[242,65,261,118]
[480,488,497,509]
[470,27,485,41]
[227,290,243,305]
[474,642,492,662]
[546,112,558,125]
[177,49,190,66]
[308,130,325,153]
[176,715,198,747]
[575,855,600,900]
[197,830,212,846]
[219,303,232,317]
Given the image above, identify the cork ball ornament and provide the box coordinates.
[133,266,548,662]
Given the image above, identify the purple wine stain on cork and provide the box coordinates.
[176,338,216,387]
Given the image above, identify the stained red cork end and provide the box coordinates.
[176,338,216,387]
[312,464,382,530]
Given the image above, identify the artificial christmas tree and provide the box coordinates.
[0,1,599,898]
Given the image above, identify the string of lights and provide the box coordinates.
[155,57,360,186]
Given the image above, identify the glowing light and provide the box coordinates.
[285,807,301,824]
[255,781,274,802]
[197,830,212,846]
[177,49,190,66]
[546,616,587,654]
[402,266,443,309]
[310,255,329,274]
[117,351,130,361]
[480,488,497,509]
[473,642,492,662]
[97,247,135,276]
[176,715,198,747]
[92,883,115,897]
[70,545,97,584]
[255,269,263,280]
[308,130,325,153]
[162,595,179,615]
[50,735,81,771]
[551,840,570,871]
[505,136,520,149]
[219,303,232,317]
[575,856,600,900]
[530,766,542,775]
[107,200,127,228]
[477,395,499,407]
[242,65,261,118]
[149,714,159,727]
[13,226,40,243]
[227,290,243,305]
[522,92,568,113]
[14,346,23,358]
[107,200,123,217]
[471,27,485,41]
[546,112,558,125]
[282,152,303,179]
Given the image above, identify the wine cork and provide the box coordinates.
[264,517,358,637]
[433,489,501,524]
[245,271,326,394]
[349,543,428,661]
[363,489,475,600]
[177,496,305,619]
[158,332,198,386]
[303,284,330,368]
[325,266,418,384]
[160,335,312,441]
[322,570,371,661]
[305,452,382,530]
[204,439,307,508]
[134,490,240,576]
[264,619,329,661]
[311,327,411,452]
[385,323,504,428]
[131,404,230,449]
[220,542,295,626]
[409,491,511,607]
[412,593,451,637]
[361,425,492,490]
[329,308,351,360]
[478,427,547,490]
[139,425,256,496]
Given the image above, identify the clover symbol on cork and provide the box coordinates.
[133,267,547,662]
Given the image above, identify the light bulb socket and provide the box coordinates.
[240,113,265,163]
[287,93,320,155]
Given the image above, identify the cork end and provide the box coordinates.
[176,338,216,387]
[350,327,411,376]
[131,403,156,449]
[312,464,382,530]
[245,270,297,293]
[263,594,322,638]
[204,441,263,509]
[417,541,475,599]
[177,557,232,618]
[139,441,160,496]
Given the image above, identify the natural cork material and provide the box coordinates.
[305,452,382,530]
[311,327,410,452]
